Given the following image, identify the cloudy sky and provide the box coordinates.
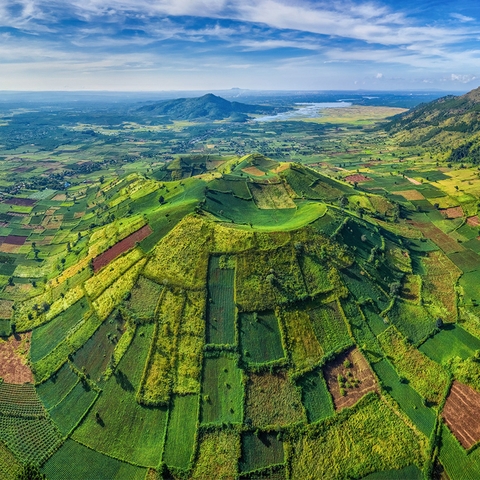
[0,0,479,91]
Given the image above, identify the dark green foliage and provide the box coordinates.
[240,312,285,364]
[206,256,236,345]
[201,355,243,425]
[42,440,146,480]
[372,360,436,437]
[163,394,199,471]
[30,300,90,362]
[298,369,334,423]
[16,464,46,480]
[239,432,284,473]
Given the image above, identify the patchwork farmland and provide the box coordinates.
[1,90,480,479]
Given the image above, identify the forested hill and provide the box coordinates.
[385,86,480,155]
[137,93,285,121]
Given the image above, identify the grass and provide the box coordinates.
[419,324,480,364]
[48,380,99,435]
[42,439,146,480]
[340,297,383,362]
[191,429,240,479]
[298,368,334,423]
[372,359,436,437]
[72,323,168,467]
[236,246,306,312]
[439,424,480,480]
[92,258,146,321]
[387,300,435,344]
[288,394,426,480]
[362,465,423,480]
[125,276,163,321]
[163,394,199,471]
[308,300,353,354]
[36,363,78,410]
[173,290,206,395]
[143,215,210,290]
[206,256,236,345]
[0,440,21,479]
[378,326,449,405]
[280,307,323,370]
[240,311,285,364]
[30,299,90,362]
[245,371,305,429]
[72,309,125,385]
[138,289,184,406]
[240,432,284,473]
[201,355,244,425]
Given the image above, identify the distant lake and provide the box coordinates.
[253,102,352,122]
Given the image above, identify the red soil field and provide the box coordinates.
[324,348,378,411]
[467,216,480,227]
[0,332,33,384]
[2,198,36,207]
[93,224,152,272]
[443,381,480,449]
[344,174,371,183]
[440,206,464,219]
[4,235,27,245]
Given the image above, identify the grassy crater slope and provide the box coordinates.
[1,149,477,479]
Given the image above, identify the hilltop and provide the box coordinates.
[386,86,480,162]
[137,93,285,121]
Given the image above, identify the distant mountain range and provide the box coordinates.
[137,93,287,122]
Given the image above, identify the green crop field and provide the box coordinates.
[72,323,168,467]
[419,324,480,364]
[42,440,146,480]
[206,256,236,345]
[372,359,436,436]
[239,431,284,474]
[36,363,79,410]
[308,301,353,354]
[240,311,285,364]
[30,299,90,362]
[163,394,199,471]
[439,424,480,480]
[298,368,334,423]
[72,310,125,385]
[362,464,423,480]
[125,276,163,321]
[48,380,99,435]
[201,354,244,424]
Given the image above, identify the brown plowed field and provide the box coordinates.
[4,235,27,245]
[0,332,33,384]
[242,166,266,177]
[440,206,464,219]
[394,190,425,201]
[3,198,36,206]
[92,224,152,272]
[410,221,463,254]
[467,216,480,227]
[324,348,378,411]
[344,174,371,183]
[443,381,480,449]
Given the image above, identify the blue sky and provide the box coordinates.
[0,0,479,91]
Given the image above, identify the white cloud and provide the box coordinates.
[451,13,475,23]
